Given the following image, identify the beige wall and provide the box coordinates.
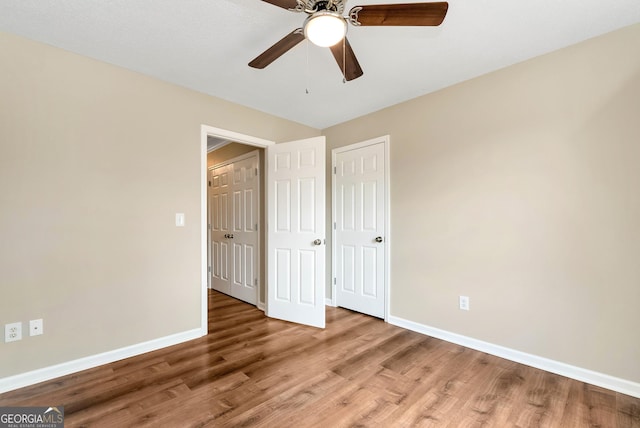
[0,31,318,378]
[207,142,257,168]
[323,24,640,383]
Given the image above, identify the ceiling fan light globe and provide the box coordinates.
[304,12,347,47]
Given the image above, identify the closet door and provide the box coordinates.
[334,140,386,318]
[229,156,259,305]
[210,164,231,294]
[209,153,259,305]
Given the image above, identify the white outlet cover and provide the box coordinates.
[459,296,470,311]
[30,319,44,336]
[5,322,22,342]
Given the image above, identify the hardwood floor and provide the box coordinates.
[1,290,639,427]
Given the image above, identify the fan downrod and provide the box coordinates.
[294,0,346,14]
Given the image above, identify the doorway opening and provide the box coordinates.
[208,144,264,307]
[200,127,328,330]
[200,126,274,331]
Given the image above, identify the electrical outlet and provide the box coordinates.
[459,296,470,311]
[30,319,44,336]
[5,322,22,342]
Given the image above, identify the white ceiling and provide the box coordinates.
[1,0,639,129]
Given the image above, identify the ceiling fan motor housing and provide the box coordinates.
[302,0,346,14]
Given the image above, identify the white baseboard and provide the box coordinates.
[0,328,203,394]
[4,318,637,400]
[325,298,336,307]
[388,315,640,399]
[257,301,266,312]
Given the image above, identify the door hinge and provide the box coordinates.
[208,266,211,273]
[255,167,258,176]
[333,277,336,285]
[208,223,211,230]
[334,222,336,230]
[208,180,211,187]
[255,278,258,286]
[333,166,336,174]
[255,223,258,231]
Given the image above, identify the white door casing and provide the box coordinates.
[267,136,326,328]
[207,178,211,290]
[333,137,389,319]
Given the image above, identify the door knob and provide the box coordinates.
[313,239,322,246]
[375,236,383,243]
[229,234,234,239]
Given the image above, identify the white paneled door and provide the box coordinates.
[210,153,259,305]
[334,139,386,318]
[210,164,231,295]
[267,137,326,328]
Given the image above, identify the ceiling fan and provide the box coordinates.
[249,0,449,81]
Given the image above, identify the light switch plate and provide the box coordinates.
[176,213,185,227]
[459,295,470,311]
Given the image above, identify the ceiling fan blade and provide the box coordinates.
[329,37,364,81]
[249,29,305,69]
[349,2,448,26]
[260,0,299,10]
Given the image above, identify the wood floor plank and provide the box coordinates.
[584,384,620,427]
[506,369,570,427]
[220,371,346,427]
[0,290,638,427]
[406,354,503,426]
[617,392,640,428]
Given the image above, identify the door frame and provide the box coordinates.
[208,149,261,306]
[200,125,274,334]
[331,135,391,321]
